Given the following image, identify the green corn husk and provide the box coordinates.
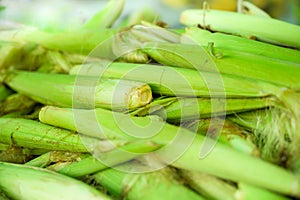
[25,140,158,174]
[57,155,106,177]
[150,97,274,122]
[130,96,274,120]
[24,139,160,177]
[57,141,160,178]
[24,152,53,168]
[0,28,151,64]
[0,93,37,117]
[131,24,300,63]
[0,28,116,56]
[142,42,300,90]
[180,9,300,48]
[119,8,160,28]
[3,70,152,110]
[93,162,204,200]
[39,106,300,197]
[235,182,290,200]
[169,134,300,197]
[223,134,259,157]
[82,0,125,30]
[182,27,300,64]
[70,62,280,98]
[39,105,177,141]
[56,155,108,178]
[0,84,13,102]
[127,25,300,89]
[179,170,237,200]
[0,162,111,200]
[0,118,88,152]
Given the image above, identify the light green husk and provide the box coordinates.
[0,118,88,152]
[93,162,204,200]
[179,170,237,200]
[180,9,300,48]
[122,25,300,90]
[82,0,125,29]
[0,28,116,56]
[235,182,290,200]
[0,28,152,63]
[142,42,300,90]
[24,152,52,168]
[70,62,280,98]
[119,8,160,28]
[182,27,300,64]
[169,135,300,197]
[0,162,111,200]
[150,97,275,122]
[55,155,109,177]
[3,70,152,110]
[57,141,160,177]
[39,106,300,197]
[24,140,160,178]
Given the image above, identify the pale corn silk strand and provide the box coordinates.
[237,0,243,13]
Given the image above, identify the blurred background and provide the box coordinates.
[0,0,299,29]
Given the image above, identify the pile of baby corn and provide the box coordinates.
[0,0,299,199]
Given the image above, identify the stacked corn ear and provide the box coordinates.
[0,0,300,199]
